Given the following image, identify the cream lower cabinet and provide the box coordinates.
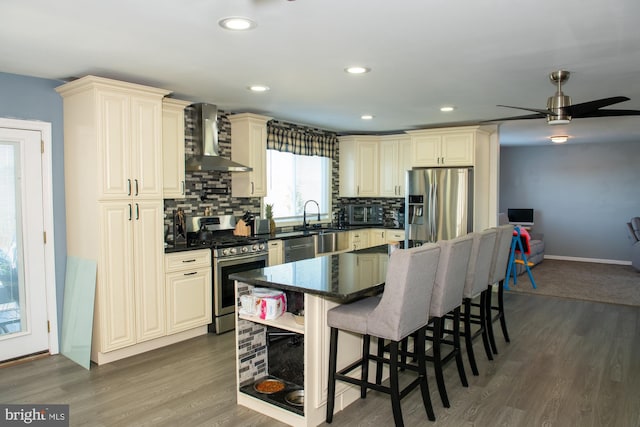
[268,240,284,266]
[385,229,405,243]
[97,200,166,352]
[368,228,406,246]
[164,250,212,334]
[349,230,370,251]
[162,98,191,199]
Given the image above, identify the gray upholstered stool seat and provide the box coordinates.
[461,228,497,376]
[486,224,515,354]
[326,244,441,426]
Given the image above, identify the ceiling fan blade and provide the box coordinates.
[497,104,557,116]
[575,109,640,118]
[481,112,546,123]
[567,96,630,116]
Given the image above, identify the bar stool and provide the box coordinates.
[485,224,515,355]
[326,244,441,426]
[425,234,474,408]
[461,228,497,376]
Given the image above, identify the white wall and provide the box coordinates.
[500,141,640,262]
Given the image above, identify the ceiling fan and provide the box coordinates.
[489,70,640,124]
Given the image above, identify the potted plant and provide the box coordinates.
[265,203,276,236]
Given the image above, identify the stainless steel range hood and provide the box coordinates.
[185,103,252,172]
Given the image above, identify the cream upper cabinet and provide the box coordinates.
[164,249,212,334]
[93,87,165,199]
[339,136,379,197]
[162,98,191,199]
[408,127,476,167]
[379,135,412,197]
[230,113,271,197]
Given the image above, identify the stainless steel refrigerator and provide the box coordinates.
[405,167,473,246]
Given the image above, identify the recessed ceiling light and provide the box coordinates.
[361,115,374,120]
[550,135,569,143]
[345,66,371,74]
[219,17,256,31]
[440,106,456,112]
[248,85,270,92]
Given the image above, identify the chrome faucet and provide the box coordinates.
[303,199,320,230]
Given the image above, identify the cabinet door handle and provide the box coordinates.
[128,204,132,221]
[127,179,132,196]
[181,180,185,195]
[183,272,197,276]
[357,185,360,195]
[135,203,139,220]
[182,259,196,263]
[251,182,254,195]
[134,179,139,196]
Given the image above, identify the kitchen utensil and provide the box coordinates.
[285,389,304,406]
[254,379,285,394]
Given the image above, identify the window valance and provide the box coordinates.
[267,120,337,158]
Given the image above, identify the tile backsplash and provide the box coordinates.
[163,107,261,235]
[163,106,404,239]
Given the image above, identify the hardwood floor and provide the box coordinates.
[1,292,639,427]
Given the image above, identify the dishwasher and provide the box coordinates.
[283,236,315,262]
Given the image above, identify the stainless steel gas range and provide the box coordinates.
[187,215,268,334]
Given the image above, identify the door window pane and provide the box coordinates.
[0,143,23,335]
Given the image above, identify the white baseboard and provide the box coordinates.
[543,255,632,265]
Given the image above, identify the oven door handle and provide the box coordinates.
[217,253,268,263]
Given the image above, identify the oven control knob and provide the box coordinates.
[230,248,237,255]
[241,246,248,253]
[252,244,259,251]
[259,243,266,250]
[222,248,229,256]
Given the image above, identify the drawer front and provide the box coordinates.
[164,249,211,272]
[386,230,405,242]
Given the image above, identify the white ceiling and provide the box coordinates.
[2,0,640,146]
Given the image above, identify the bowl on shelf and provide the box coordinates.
[285,389,304,406]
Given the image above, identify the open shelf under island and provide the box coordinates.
[231,246,390,427]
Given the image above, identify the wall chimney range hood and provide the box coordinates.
[185,103,252,172]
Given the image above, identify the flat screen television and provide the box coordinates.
[507,208,534,225]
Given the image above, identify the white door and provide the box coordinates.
[0,127,49,361]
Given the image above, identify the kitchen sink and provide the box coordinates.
[316,231,349,254]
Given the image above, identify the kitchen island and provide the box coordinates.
[230,246,390,427]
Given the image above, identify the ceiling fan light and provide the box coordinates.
[550,135,569,143]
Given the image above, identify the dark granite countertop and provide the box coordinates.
[230,245,389,301]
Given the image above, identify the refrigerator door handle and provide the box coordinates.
[431,182,438,241]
